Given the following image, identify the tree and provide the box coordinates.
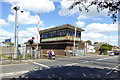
[24,42,29,45]
[99,44,112,55]
[68,0,120,23]
[10,43,14,45]
[94,42,98,44]
[86,40,92,45]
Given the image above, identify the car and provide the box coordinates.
[109,52,114,56]
[114,52,119,55]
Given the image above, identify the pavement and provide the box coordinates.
[0,55,120,79]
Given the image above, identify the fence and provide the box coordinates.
[0,45,42,64]
[75,49,85,56]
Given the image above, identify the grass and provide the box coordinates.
[85,53,99,55]
[0,53,7,59]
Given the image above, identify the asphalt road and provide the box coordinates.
[1,55,119,78]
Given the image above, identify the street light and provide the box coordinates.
[13,5,23,58]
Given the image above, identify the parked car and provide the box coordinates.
[99,53,103,55]
[109,52,114,56]
[114,52,119,55]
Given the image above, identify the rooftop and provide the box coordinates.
[39,24,85,33]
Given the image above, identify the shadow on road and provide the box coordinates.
[13,66,119,79]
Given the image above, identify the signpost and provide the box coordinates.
[20,44,26,59]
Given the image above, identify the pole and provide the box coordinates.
[73,25,76,56]
[13,6,23,58]
[14,7,18,58]
[37,13,40,51]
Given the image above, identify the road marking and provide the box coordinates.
[65,63,78,66]
[106,64,120,75]
[83,56,118,63]
[0,70,29,77]
[96,56,118,61]
[28,60,50,69]
[83,61,93,63]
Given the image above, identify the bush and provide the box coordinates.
[25,53,31,59]
[8,56,12,60]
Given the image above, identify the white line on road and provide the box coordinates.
[106,64,120,75]
[96,56,118,61]
[28,60,50,69]
[0,70,29,77]
[83,56,118,63]
[65,63,78,66]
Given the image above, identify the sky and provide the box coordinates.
[0,0,118,46]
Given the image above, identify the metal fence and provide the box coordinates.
[0,45,42,64]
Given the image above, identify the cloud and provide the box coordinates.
[77,15,87,20]
[81,32,118,46]
[7,11,44,25]
[59,0,79,16]
[59,0,109,17]
[93,18,103,21]
[80,21,118,46]
[3,0,55,13]
[75,21,85,28]
[0,28,14,42]
[0,19,9,27]
[18,26,54,44]
[81,32,104,41]
[85,23,118,34]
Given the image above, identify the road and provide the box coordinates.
[1,55,119,78]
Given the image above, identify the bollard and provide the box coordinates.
[10,53,12,64]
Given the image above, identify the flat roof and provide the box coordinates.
[39,24,85,33]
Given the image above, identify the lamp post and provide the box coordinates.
[13,6,23,58]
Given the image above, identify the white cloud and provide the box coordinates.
[80,22,118,46]
[85,23,118,34]
[77,15,87,20]
[18,26,54,44]
[3,0,55,13]
[59,0,109,17]
[81,32,104,41]
[75,21,85,28]
[7,11,44,25]
[59,0,79,16]
[81,32,118,46]
[0,19,9,27]
[93,18,103,21]
[0,28,14,42]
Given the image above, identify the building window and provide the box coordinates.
[68,29,74,36]
[52,31,57,37]
[57,29,67,37]
[41,33,49,39]
[61,29,67,36]
[76,32,81,37]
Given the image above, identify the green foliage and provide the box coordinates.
[0,54,7,59]
[10,43,14,45]
[68,1,120,23]
[24,42,29,45]
[86,40,92,45]
[99,44,112,55]
[8,56,12,59]
[94,42,98,44]
[25,53,31,59]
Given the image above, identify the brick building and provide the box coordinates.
[38,24,85,57]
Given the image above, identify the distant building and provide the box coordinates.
[38,24,85,56]
[94,42,107,53]
[112,46,118,51]
[85,43,95,53]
